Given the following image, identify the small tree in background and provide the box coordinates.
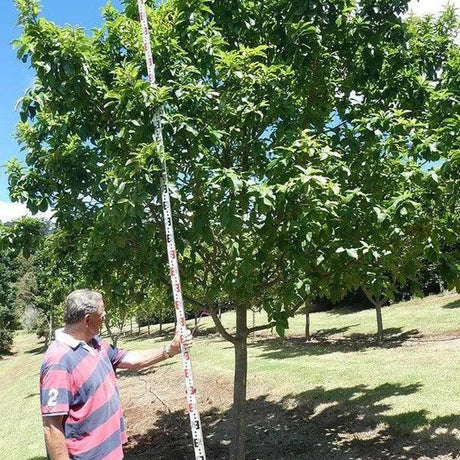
[0,217,48,351]
[0,247,20,352]
[0,219,77,347]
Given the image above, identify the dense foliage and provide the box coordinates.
[0,247,20,352]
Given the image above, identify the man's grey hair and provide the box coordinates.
[64,289,103,325]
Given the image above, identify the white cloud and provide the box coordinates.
[0,201,54,224]
[408,0,460,16]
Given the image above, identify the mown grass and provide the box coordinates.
[0,332,47,460]
[1,292,459,459]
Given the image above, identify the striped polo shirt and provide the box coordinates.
[40,329,128,460]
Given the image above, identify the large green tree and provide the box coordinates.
[9,0,459,457]
[323,8,460,341]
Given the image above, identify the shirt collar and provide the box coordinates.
[55,328,99,353]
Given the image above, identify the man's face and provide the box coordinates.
[86,301,106,337]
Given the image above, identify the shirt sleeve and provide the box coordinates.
[40,364,72,416]
[107,343,127,369]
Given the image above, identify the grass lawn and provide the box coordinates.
[1,292,459,459]
[0,332,46,460]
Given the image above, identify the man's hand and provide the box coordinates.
[168,329,193,357]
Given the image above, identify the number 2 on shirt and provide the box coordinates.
[47,388,59,406]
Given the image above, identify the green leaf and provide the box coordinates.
[429,170,439,183]
[346,248,358,260]
[116,182,126,194]
[275,323,285,337]
[38,199,48,212]
[373,207,386,223]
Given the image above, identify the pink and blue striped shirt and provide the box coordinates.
[40,329,127,460]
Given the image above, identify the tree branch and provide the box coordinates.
[247,321,276,334]
[209,303,237,345]
[361,285,387,308]
[158,275,208,311]
[286,299,305,316]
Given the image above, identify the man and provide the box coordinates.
[40,289,193,460]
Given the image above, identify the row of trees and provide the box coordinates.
[1,212,455,349]
[0,217,198,350]
[3,0,459,458]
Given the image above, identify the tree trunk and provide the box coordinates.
[117,315,126,338]
[361,287,386,343]
[231,305,248,460]
[305,309,311,341]
[44,313,53,349]
[375,303,384,343]
[105,319,119,347]
[49,313,53,342]
[252,310,256,341]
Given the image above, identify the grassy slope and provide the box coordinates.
[198,292,460,418]
[1,293,458,459]
[0,332,46,460]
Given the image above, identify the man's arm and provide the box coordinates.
[118,331,193,371]
[42,415,69,460]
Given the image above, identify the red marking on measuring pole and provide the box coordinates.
[136,1,206,459]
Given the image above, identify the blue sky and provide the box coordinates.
[0,0,122,216]
[0,0,457,222]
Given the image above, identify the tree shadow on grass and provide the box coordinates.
[117,360,177,378]
[122,382,459,460]
[313,325,358,339]
[120,328,176,343]
[443,299,460,309]
[193,326,220,338]
[330,305,381,315]
[250,328,420,359]
[25,345,46,355]
[0,350,14,360]
[119,325,220,344]
[346,328,420,345]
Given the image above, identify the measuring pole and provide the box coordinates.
[136,1,206,458]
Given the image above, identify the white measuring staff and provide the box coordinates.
[136,1,206,459]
